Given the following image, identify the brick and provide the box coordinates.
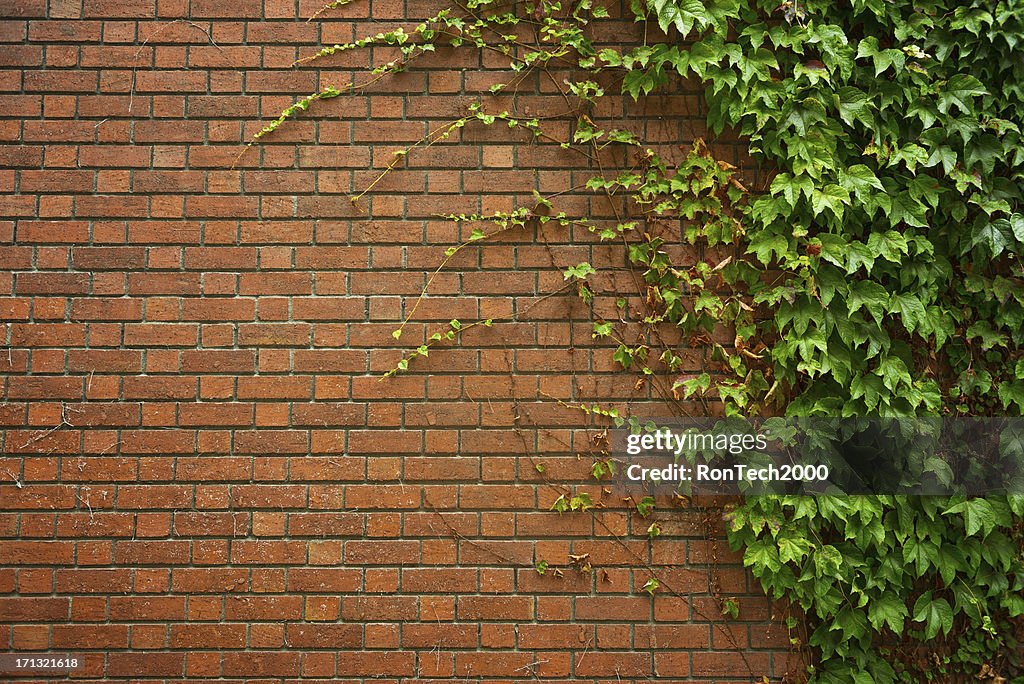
[237,323,311,346]
[181,298,255,321]
[402,567,476,593]
[0,598,69,621]
[231,484,306,508]
[237,376,311,399]
[334,651,415,677]
[342,595,417,620]
[70,298,143,320]
[576,596,651,621]
[285,623,361,648]
[224,595,303,620]
[458,596,533,621]
[107,653,182,677]
[170,623,246,649]
[15,273,89,295]
[234,430,308,453]
[82,0,155,17]
[178,403,252,426]
[124,323,198,346]
[109,595,185,619]
[8,377,82,400]
[53,625,129,649]
[0,541,74,565]
[171,568,247,593]
[10,323,86,347]
[345,540,419,565]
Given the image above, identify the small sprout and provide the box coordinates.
[563,262,596,281]
[591,458,615,480]
[535,559,549,575]
[641,578,659,595]
[592,321,614,338]
[535,462,545,473]
[722,598,740,619]
[570,493,594,511]
[647,522,662,538]
[392,329,402,340]
[636,495,656,517]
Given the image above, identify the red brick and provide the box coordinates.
[345,540,419,565]
[237,323,311,346]
[52,625,129,649]
[107,653,182,677]
[10,323,86,347]
[457,596,533,621]
[333,651,415,677]
[170,623,246,649]
[224,595,302,620]
[171,568,248,593]
[124,323,199,347]
[0,598,69,621]
[0,541,74,565]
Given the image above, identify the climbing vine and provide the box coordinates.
[247,0,1024,680]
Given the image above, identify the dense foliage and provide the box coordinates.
[609,1,1024,679]
[258,0,1024,679]
[621,0,1024,418]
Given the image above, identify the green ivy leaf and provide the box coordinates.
[838,164,884,200]
[971,219,1014,257]
[912,594,954,640]
[564,262,597,280]
[748,232,789,265]
[998,380,1024,411]
[888,192,928,229]
[866,230,909,263]
[835,86,873,128]
[876,355,911,391]
[648,0,710,36]
[847,280,889,325]
[936,74,987,115]
[867,593,908,634]
[777,534,812,564]
[943,499,998,537]
[810,184,851,220]
[1010,213,1024,242]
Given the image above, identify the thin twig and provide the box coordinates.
[129,20,222,115]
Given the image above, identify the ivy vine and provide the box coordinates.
[249,0,1024,680]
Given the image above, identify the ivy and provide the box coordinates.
[255,0,1024,680]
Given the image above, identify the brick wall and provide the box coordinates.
[0,0,794,680]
